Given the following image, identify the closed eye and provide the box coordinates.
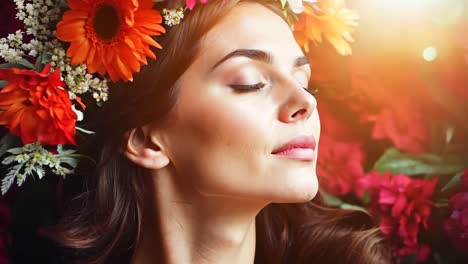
[229,82,266,91]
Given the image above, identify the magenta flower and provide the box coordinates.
[364,172,438,262]
[444,169,468,251]
[186,0,209,10]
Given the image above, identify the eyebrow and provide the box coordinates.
[211,49,310,70]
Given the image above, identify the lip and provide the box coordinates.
[272,135,317,161]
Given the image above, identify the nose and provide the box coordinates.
[278,80,317,123]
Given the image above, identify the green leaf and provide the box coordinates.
[34,52,53,72]
[17,58,35,69]
[340,203,368,213]
[320,191,343,207]
[2,156,16,166]
[0,59,34,70]
[361,190,371,205]
[2,163,24,195]
[35,166,45,179]
[441,171,463,192]
[280,0,287,8]
[34,53,45,71]
[0,80,7,88]
[6,146,24,155]
[0,62,26,69]
[57,145,77,155]
[2,168,17,195]
[373,148,465,176]
[59,157,79,168]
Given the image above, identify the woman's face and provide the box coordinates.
[156,2,320,204]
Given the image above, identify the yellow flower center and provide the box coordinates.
[93,4,120,41]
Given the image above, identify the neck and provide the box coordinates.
[131,166,265,264]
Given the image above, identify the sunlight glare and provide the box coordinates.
[422,47,438,62]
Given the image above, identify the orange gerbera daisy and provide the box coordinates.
[294,1,358,56]
[56,0,165,82]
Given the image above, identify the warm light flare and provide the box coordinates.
[422,47,438,61]
[355,0,465,22]
[353,0,465,58]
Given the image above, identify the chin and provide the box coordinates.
[270,172,319,203]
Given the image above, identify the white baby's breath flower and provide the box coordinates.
[14,0,61,41]
[162,8,185,26]
[0,30,27,62]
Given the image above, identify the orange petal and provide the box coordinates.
[56,20,86,42]
[85,44,97,73]
[91,45,107,75]
[67,0,89,10]
[138,0,155,9]
[114,55,133,81]
[139,33,161,48]
[118,43,141,73]
[71,39,91,65]
[61,10,88,22]
[135,9,163,25]
[74,96,86,110]
[103,51,119,82]
[67,38,86,61]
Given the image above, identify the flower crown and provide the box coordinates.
[0,0,358,195]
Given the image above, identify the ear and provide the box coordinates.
[123,126,170,170]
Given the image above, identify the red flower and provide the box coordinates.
[317,102,367,196]
[364,171,438,262]
[364,97,430,154]
[0,65,77,145]
[443,169,468,252]
[317,135,366,196]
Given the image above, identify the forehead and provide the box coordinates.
[198,2,303,64]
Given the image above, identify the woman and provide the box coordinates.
[53,0,392,263]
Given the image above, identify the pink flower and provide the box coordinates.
[443,169,468,251]
[364,171,438,262]
[186,0,209,10]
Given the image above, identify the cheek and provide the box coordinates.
[164,93,273,196]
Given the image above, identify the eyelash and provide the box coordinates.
[229,82,266,91]
[230,82,319,96]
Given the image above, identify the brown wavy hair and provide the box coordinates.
[51,0,392,263]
